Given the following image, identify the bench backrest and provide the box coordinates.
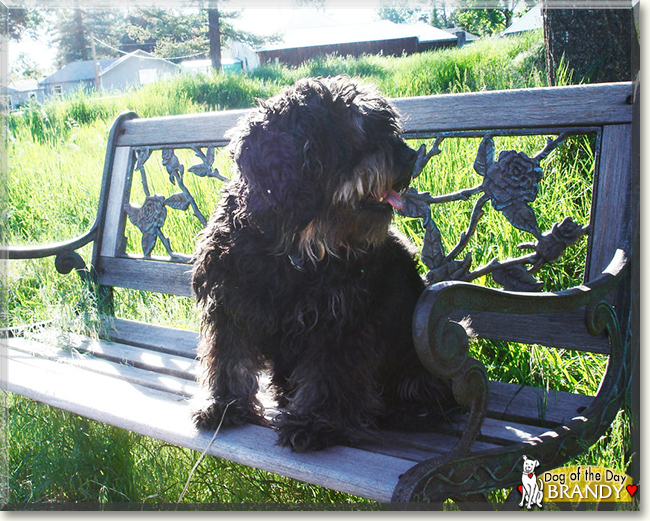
[92,82,634,354]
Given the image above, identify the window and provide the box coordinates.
[138,69,158,85]
[53,85,63,95]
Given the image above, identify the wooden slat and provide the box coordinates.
[113,84,632,149]
[1,339,549,465]
[452,307,610,353]
[100,146,131,259]
[363,416,548,463]
[98,320,597,428]
[394,82,633,133]
[97,256,193,297]
[104,317,198,358]
[3,330,594,492]
[487,380,594,427]
[31,330,198,381]
[2,348,415,502]
[100,319,596,428]
[116,109,250,147]
[359,429,499,463]
[587,124,633,282]
[5,340,198,398]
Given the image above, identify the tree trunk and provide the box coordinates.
[543,5,635,85]
[74,9,90,62]
[208,8,222,73]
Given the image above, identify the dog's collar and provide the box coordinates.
[288,253,306,272]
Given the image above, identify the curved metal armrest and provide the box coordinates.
[413,248,629,454]
[1,228,96,261]
[1,112,139,266]
[1,228,98,282]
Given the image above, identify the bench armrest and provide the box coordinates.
[1,228,96,260]
[394,249,630,502]
[1,228,97,279]
[413,248,629,454]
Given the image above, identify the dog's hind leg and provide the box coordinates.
[192,313,268,430]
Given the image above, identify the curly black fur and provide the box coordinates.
[191,76,458,452]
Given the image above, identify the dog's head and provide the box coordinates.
[522,455,539,474]
[227,76,418,262]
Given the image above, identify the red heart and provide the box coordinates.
[518,485,523,494]
[627,485,638,497]
[528,474,533,478]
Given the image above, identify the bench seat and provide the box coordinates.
[5,317,595,503]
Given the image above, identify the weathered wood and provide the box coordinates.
[113,84,632,150]
[2,336,569,485]
[98,319,597,428]
[0,347,431,502]
[32,330,198,381]
[116,109,250,147]
[99,146,132,259]
[395,83,632,133]
[587,124,633,282]
[487,380,593,427]
[104,317,198,358]
[97,256,193,297]
[5,340,198,398]
[451,307,610,353]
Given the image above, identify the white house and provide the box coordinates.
[39,50,180,97]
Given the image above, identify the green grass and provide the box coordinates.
[2,31,635,508]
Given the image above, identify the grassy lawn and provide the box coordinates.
[1,31,635,508]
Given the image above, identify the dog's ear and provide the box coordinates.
[232,126,321,224]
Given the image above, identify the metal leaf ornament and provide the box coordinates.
[189,146,230,182]
[492,264,544,292]
[475,136,544,239]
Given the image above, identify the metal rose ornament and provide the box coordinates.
[399,131,589,292]
[124,146,230,259]
[475,136,544,239]
[124,194,169,257]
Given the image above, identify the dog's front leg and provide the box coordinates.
[192,315,267,430]
[273,332,382,452]
[526,485,535,510]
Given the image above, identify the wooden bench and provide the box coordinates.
[2,81,638,507]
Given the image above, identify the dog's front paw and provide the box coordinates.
[192,399,268,430]
[274,412,346,452]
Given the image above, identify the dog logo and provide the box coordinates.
[519,455,544,509]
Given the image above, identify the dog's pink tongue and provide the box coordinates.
[385,189,403,210]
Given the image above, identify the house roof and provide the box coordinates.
[409,22,461,44]
[99,49,180,77]
[40,58,116,85]
[443,27,479,42]
[9,78,44,92]
[40,50,179,85]
[258,19,456,52]
[501,4,543,35]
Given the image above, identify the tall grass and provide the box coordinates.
[2,31,634,508]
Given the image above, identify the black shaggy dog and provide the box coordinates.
[192,76,457,452]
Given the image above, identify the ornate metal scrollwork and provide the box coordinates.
[394,272,629,505]
[124,146,229,258]
[55,249,89,278]
[400,132,590,291]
